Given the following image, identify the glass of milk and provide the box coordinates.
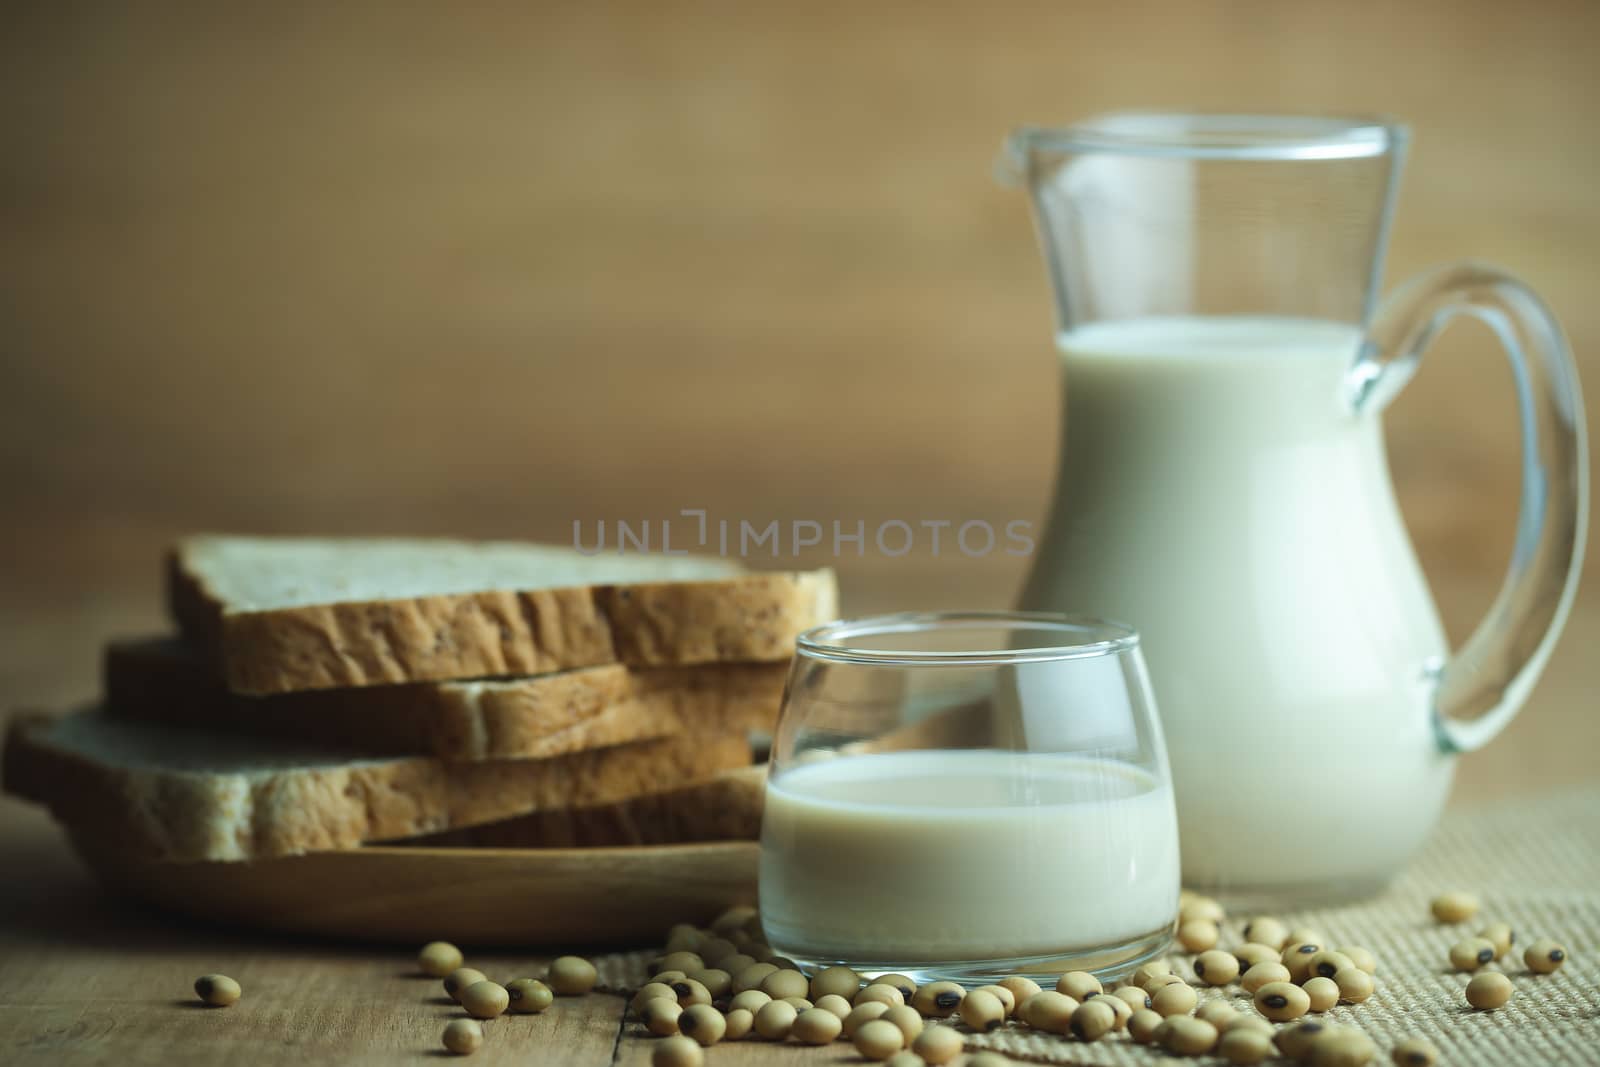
[758,611,1179,984]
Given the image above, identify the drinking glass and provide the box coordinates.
[758,611,1179,984]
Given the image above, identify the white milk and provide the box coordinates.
[758,749,1179,963]
[1022,316,1455,893]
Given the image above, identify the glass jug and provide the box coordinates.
[1007,114,1587,904]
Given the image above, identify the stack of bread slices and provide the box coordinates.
[3,535,837,865]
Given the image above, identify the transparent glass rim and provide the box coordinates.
[1012,111,1408,161]
[796,610,1139,666]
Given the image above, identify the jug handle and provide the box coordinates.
[1349,262,1588,754]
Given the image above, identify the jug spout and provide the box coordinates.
[1004,113,1406,332]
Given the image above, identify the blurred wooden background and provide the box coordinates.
[2,1,1595,799]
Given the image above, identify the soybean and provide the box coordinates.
[1391,1036,1441,1066]
[1303,976,1339,1012]
[1308,1028,1378,1067]
[1100,992,1133,1030]
[698,938,737,967]
[443,967,487,1003]
[1178,918,1221,952]
[1236,943,1280,971]
[1196,998,1238,1027]
[814,993,853,1019]
[912,980,966,1018]
[780,996,813,1012]
[418,942,464,978]
[852,1018,906,1061]
[718,953,758,977]
[1465,971,1513,1010]
[761,968,810,1000]
[731,962,778,993]
[506,978,553,1014]
[875,973,919,1000]
[1449,938,1496,972]
[194,974,241,1008]
[547,955,597,995]
[911,1023,964,1064]
[1160,1016,1220,1055]
[1334,966,1375,1004]
[974,984,1016,1017]
[1055,970,1103,1000]
[722,1008,754,1041]
[1219,1026,1274,1064]
[655,951,705,974]
[1430,891,1479,923]
[1254,980,1310,1021]
[643,998,684,1036]
[810,965,861,1000]
[1182,894,1226,923]
[1070,999,1116,1041]
[1021,991,1077,1033]
[671,978,712,1007]
[855,983,905,1008]
[1478,923,1514,960]
[754,999,799,1039]
[959,989,1006,1032]
[1112,985,1152,1012]
[1131,960,1174,988]
[1128,1007,1164,1044]
[1524,938,1567,974]
[843,1001,891,1037]
[441,1018,483,1056]
[1195,949,1241,986]
[1282,942,1324,983]
[460,981,509,1020]
[1151,981,1198,1017]
[880,1004,924,1041]
[1242,917,1289,950]
[1308,950,1355,981]
[1275,1020,1330,1061]
[1241,961,1291,994]
[1338,945,1379,975]
[688,968,731,998]
[791,1006,842,1045]
[998,976,1042,1005]
[633,982,677,1014]
[677,1004,727,1047]
[651,1035,704,1067]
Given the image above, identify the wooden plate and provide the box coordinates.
[70,833,758,946]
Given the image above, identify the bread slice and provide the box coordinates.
[105,638,785,761]
[1,710,751,862]
[169,535,836,695]
[406,764,766,848]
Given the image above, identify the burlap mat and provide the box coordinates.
[601,784,1600,1065]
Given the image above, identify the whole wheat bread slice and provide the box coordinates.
[1,711,751,863]
[169,535,836,695]
[106,638,785,761]
[405,764,767,848]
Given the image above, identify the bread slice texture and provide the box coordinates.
[1,710,751,863]
[105,638,785,761]
[406,764,766,848]
[169,535,837,695]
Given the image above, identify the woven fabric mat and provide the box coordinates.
[600,784,1600,1065]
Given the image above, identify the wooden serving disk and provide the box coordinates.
[69,833,758,946]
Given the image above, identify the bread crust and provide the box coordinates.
[105,638,783,761]
[408,764,767,848]
[168,540,836,695]
[2,711,752,862]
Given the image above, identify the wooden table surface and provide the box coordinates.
[1,571,1594,1066]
